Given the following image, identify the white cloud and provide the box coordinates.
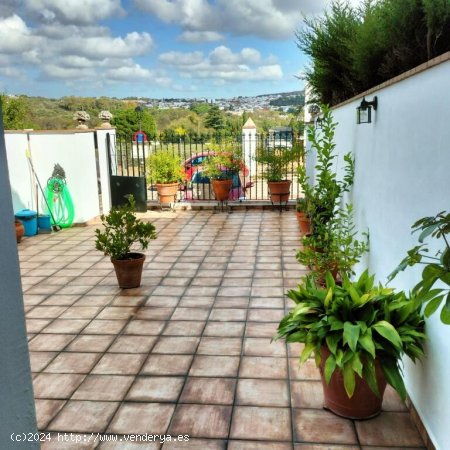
[0,15,35,54]
[177,31,224,43]
[25,0,125,25]
[159,51,204,66]
[134,0,329,40]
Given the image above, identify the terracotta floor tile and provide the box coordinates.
[96,306,137,320]
[161,277,192,286]
[27,306,68,319]
[126,376,185,402]
[295,445,359,450]
[191,277,222,287]
[108,335,157,353]
[162,320,206,336]
[45,352,100,374]
[180,377,236,405]
[203,321,245,337]
[26,318,52,333]
[221,278,252,287]
[111,295,147,307]
[35,399,66,429]
[72,375,134,401]
[247,309,285,322]
[59,307,102,319]
[48,400,119,433]
[217,286,251,297]
[145,296,179,307]
[66,335,115,352]
[230,406,292,441]
[208,308,247,322]
[98,442,159,450]
[251,286,285,297]
[289,358,321,380]
[171,307,210,321]
[244,338,287,357]
[141,354,193,376]
[108,403,175,434]
[239,356,288,379]
[355,411,424,447]
[75,295,115,307]
[293,409,357,444]
[382,385,408,412]
[92,354,146,375]
[215,297,249,308]
[197,337,242,356]
[81,320,127,335]
[236,379,290,407]
[189,355,240,377]
[42,319,90,334]
[169,404,232,439]
[245,322,278,338]
[29,351,57,372]
[123,320,166,335]
[29,333,76,351]
[33,373,85,399]
[229,442,292,450]
[135,307,174,320]
[291,381,324,409]
[179,297,215,308]
[152,337,200,354]
[162,439,226,450]
[249,297,285,309]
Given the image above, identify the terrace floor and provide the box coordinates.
[20,210,426,450]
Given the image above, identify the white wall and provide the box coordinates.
[318,58,450,449]
[5,130,108,223]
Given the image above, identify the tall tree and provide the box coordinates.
[0,95,29,130]
[204,105,226,131]
[111,108,157,136]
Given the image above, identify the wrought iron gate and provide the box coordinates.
[106,133,147,212]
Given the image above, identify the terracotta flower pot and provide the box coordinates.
[156,183,179,204]
[212,179,233,202]
[268,180,291,203]
[296,212,311,234]
[111,253,146,288]
[15,219,24,243]
[319,346,387,419]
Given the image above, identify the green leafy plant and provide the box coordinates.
[147,149,185,184]
[256,144,303,182]
[389,211,450,324]
[296,197,307,213]
[298,105,354,231]
[297,204,369,281]
[275,270,426,399]
[95,196,157,260]
[202,141,244,181]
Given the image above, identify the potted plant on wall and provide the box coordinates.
[275,270,426,419]
[389,210,450,324]
[147,149,185,204]
[95,196,157,288]
[256,144,302,204]
[202,143,244,202]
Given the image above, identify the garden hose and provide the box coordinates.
[44,170,75,228]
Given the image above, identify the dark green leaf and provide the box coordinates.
[382,359,406,400]
[324,354,336,384]
[326,333,340,355]
[343,322,361,352]
[424,296,444,317]
[343,361,356,398]
[358,332,376,358]
[362,360,380,398]
[372,321,403,349]
[440,293,450,325]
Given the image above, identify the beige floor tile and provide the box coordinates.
[35,399,66,429]
[180,377,236,405]
[236,379,289,407]
[107,335,157,353]
[141,354,193,376]
[42,319,90,334]
[152,336,200,354]
[92,354,146,375]
[203,321,245,337]
[29,334,76,351]
[126,376,185,402]
[45,352,101,374]
[66,335,115,352]
[162,320,206,336]
[290,381,324,409]
[33,373,86,399]
[239,356,288,379]
[189,355,240,377]
[244,338,287,357]
[123,320,166,335]
[197,337,242,356]
[72,375,134,401]
[229,442,292,450]
[81,320,127,335]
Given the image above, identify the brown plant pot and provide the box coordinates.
[212,179,233,202]
[297,212,311,234]
[111,253,146,288]
[319,346,387,419]
[268,180,291,203]
[156,183,179,204]
[15,219,24,243]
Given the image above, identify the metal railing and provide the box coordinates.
[114,132,304,202]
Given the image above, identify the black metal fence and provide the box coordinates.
[112,131,304,202]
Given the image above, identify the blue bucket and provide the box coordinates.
[15,209,38,236]
[38,214,51,231]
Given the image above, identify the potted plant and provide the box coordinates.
[256,144,302,204]
[275,270,426,419]
[202,142,244,202]
[296,197,311,234]
[147,148,185,204]
[15,219,24,243]
[389,210,450,324]
[95,196,157,288]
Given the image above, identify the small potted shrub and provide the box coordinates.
[389,210,450,324]
[203,143,244,202]
[95,196,157,288]
[275,270,426,419]
[147,148,185,204]
[256,144,302,204]
[296,198,310,234]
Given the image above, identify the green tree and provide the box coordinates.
[204,105,226,131]
[112,108,157,137]
[0,94,29,129]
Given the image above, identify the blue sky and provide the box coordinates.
[0,0,359,99]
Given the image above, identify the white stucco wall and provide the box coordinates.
[5,130,101,223]
[318,57,450,449]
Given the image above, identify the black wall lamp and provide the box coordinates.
[315,116,324,129]
[357,96,378,124]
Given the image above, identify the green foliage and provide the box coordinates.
[389,211,450,324]
[275,270,426,399]
[112,108,156,137]
[299,0,450,105]
[202,140,244,181]
[256,144,303,182]
[0,94,30,129]
[298,204,369,281]
[95,196,157,260]
[204,105,226,131]
[147,149,185,184]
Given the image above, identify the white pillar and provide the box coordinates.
[242,117,257,178]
